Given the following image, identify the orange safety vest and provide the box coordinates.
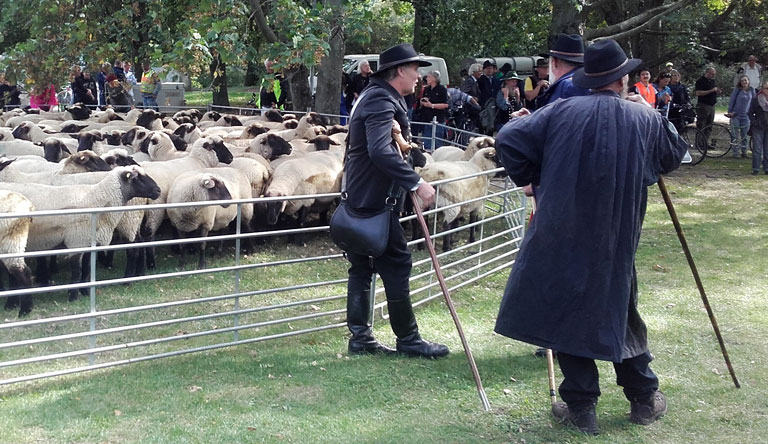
[634,82,657,108]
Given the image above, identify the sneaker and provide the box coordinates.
[629,390,667,425]
[753,170,760,176]
[551,400,599,435]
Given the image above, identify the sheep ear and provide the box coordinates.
[329,138,339,145]
[203,142,211,149]
[203,178,215,189]
[96,132,104,141]
[76,154,89,164]
[0,157,17,171]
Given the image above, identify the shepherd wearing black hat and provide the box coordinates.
[534,33,590,110]
[341,43,450,359]
[493,39,689,435]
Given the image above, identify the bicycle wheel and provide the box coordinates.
[702,123,732,158]
[680,125,706,165]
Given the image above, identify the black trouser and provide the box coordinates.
[346,211,414,338]
[557,350,659,407]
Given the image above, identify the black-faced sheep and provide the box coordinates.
[0,166,161,302]
[418,147,501,251]
[167,172,234,268]
[264,150,343,231]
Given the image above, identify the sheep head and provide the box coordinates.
[243,123,267,138]
[77,130,104,152]
[200,135,233,164]
[42,138,71,162]
[470,147,501,171]
[11,122,31,140]
[200,174,232,207]
[0,156,17,172]
[67,150,112,172]
[102,149,138,168]
[264,189,288,225]
[118,166,161,202]
[248,133,292,160]
[263,109,283,122]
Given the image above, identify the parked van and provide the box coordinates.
[461,56,545,76]
[343,54,451,86]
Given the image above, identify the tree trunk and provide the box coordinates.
[550,0,584,39]
[284,65,312,112]
[412,0,438,53]
[210,56,230,107]
[315,0,344,122]
[245,60,259,87]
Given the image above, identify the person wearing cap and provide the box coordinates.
[342,43,449,359]
[524,58,550,111]
[494,39,688,435]
[105,74,132,113]
[495,71,523,130]
[535,33,590,110]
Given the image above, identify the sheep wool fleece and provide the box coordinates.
[494,90,688,363]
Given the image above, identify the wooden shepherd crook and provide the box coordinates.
[657,176,740,388]
[410,192,492,411]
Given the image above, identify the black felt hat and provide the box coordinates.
[373,43,431,75]
[573,39,643,89]
[539,33,585,64]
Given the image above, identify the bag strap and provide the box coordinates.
[341,87,399,206]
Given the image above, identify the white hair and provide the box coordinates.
[468,63,482,75]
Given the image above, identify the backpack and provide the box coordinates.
[479,98,498,133]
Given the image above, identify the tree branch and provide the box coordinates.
[248,0,280,43]
[579,0,616,19]
[702,0,738,36]
[585,0,692,40]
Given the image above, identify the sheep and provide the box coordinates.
[431,136,495,162]
[138,131,185,161]
[327,124,348,136]
[417,147,501,251]
[229,157,272,198]
[102,129,126,146]
[139,136,234,268]
[135,109,164,131]
[101,148,139,169]
[0,139,70,162]
[11,121,53,143]
[75,130,109,154]
[264,150,343,232]
[173,123,204,145]
[0,156,147,278]
[120,126,152,153]
[0,190,35,317]
[168,168,254,268]
[246,133,293,160]
[0,153,111,183]
[271,112,328,142]
[289,135,341,153]
[0,165,161,302]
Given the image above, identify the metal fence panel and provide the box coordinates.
[0,115,526,387]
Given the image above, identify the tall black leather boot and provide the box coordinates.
[347,285,395,355]
[388,297,449,359]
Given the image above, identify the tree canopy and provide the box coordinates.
[1,0,766,107]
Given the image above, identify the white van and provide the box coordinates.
[343,54,451,87]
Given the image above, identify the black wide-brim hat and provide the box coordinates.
[573,39,643,89]
[373,43,431,76]
[539,33,585,64]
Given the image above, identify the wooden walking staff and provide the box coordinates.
[657,176,740,388]
[527,192,559,404]
[410,192,492,411]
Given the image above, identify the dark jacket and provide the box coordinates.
[748,94,768,131]
[534,68,589,110]
[345,72,371,110]
[460,76,480,100]
[345,76,420,212]
[106,82,132,112]
[494,91,687,362]
[72,74,97,105]
[0,84,21,108]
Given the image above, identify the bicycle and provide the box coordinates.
[668,103,706,165]
[445,105,478,146]
[697,122,732,158]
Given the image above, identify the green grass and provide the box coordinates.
[1,158,767,443]
[185,86,258,107]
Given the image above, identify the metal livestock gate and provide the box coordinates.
[0,115,527,387]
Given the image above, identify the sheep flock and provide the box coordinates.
[0,103,500,317]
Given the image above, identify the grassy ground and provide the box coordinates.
[185,86,257,107]
[1,157,767,443]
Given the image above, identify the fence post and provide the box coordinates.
[233,203,242,342]
[431,116,437,150]
[89,213,98,365]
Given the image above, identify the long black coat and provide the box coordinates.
[494,91,687,362]
[345,76,420,212]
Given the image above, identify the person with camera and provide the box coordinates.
[342,43,449,359]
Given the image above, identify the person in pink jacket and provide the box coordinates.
[30,83,58,111]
